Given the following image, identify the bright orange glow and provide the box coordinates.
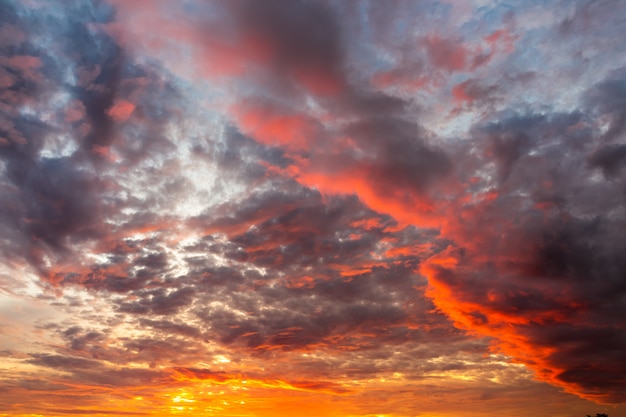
[295,169,444,228]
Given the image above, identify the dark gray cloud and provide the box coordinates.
[423,72,626,402]
[232,0,345,86]
[0,0,190,278]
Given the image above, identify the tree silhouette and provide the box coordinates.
[587,414,608,417]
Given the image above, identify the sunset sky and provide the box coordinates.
[1,1,626,416]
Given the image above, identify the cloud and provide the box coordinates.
[422,82,626,402]
[587,144,626,177]
[2,0,626,415]
[452,79,499,105]
[424,35,468,72]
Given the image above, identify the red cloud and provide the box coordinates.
[107,100,136,122]
[294,166,446,229]
[232,100,321,150]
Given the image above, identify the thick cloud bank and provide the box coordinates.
[1,1,625,416]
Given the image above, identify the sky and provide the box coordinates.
[0,0,625,416]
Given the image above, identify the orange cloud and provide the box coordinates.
[232,101,320,150]
[107,99,136,122]
[294,167,446,229]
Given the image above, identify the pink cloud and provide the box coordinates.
[424,35,468,72]
[107,99,135,122]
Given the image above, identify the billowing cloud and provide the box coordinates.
[1,0,625,416]
[423,87,626,403]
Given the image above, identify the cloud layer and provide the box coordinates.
[1,1,625,416]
